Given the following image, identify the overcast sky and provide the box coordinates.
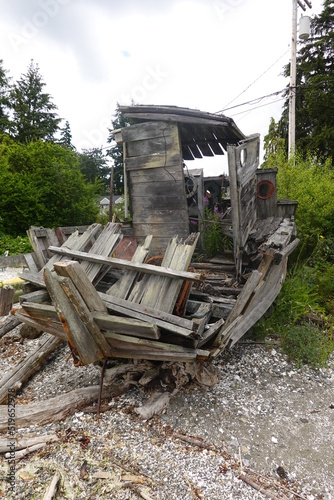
[0,0,324,175]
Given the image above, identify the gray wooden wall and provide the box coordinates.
[122,121,190,255]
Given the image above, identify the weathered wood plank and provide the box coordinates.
[121,121,177,143]
[57,277,114,358]
[12,309,67,340]
[223,270,262,329]
[24,253,39,272]
[125,153,181,171]
[93,312,160,340]
[53,260,107,313]
[43,223,103,271]
[0,315,21,339]
[79,222,122,283]
[222,257,289,349]
[48,247,202,281]
[197,317,225,348]
[20,289,50,304]
[0,334,63,404]
[0,385,117,431]
[227,135,260,276]
[126,128,179,158]
[191,302,213,338]
[104,333,210,362]
[99,292,195,338]
[19,302,58,320]
[137,233,200,314]
[44,268,103,365]
[128,165,184,183]
[20,270,45,288]
[107,235,152,299]
[128,236,179,305]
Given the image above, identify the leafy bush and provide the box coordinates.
[0,233,33,255]
[0,135,100,236]
[277,154,334,254]
[250,264,322,339]
[281,325,334,368]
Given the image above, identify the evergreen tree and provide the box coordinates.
[78,147,110,193]
[106,103,134,194]
[279,1,334,159]
[11,60,61,143]
[262,118,286,168]
[58,120,74,149]
[0,60,12,134]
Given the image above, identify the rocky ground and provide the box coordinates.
[0,267,333,499]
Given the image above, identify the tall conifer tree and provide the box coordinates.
[11,60,61,143]
[279,1,334,159]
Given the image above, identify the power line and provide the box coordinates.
[228,97,286,118]
[217,88,286,113]
[216,49,290,113]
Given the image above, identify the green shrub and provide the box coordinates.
[201,208,232,257]
[0,233,33,255]
[250,260,334,366]
[281,325,334,368]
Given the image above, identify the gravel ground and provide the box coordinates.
[0,267,333,499]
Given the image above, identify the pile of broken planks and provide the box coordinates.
[11,223,219,366]
[9,217,299,370]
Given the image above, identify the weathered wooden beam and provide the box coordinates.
[0,334,63,404]
[0,315,21,339]
[223,270,262,329]
[100,292,195,338]
[44,268,104,365]
[48,247,202,282]
[197,317,225,348]
[12,309,67,340]
[58,276,114,358]
[0,385,117,431]
[53,260,107,313]
[93,312,160,340]
[104,331,210,362]
[20,289,50,304]
[42,223,103,271]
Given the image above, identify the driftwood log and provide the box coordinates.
[0,385,116,431]
[0,334,63,404]
[0,434,58,453]
[0,315,21,339]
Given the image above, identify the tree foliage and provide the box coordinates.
[10,60,61,143]
[0,135,99,235]
[78,147,110,193]
[278,1,334,159]
[0,60,11,134]
[277,152,334,249]
[58,120,74,150]
[107,103,134,194]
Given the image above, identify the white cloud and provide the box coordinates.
[0,0,325,175]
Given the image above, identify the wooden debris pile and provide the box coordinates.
[8,214,298,373]
[9,223,217,366]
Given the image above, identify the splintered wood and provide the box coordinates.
[10,215,297,368]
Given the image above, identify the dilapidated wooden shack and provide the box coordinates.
[6,105,298,375]
[112,105,247,255]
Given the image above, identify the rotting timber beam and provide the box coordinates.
[48,247,202,282]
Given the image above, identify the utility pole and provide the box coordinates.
[288,0,312,160]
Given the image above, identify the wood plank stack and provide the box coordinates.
[10,215,298,368]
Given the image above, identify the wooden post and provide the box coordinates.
[109,164,114,222]
[0,287,15,316]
